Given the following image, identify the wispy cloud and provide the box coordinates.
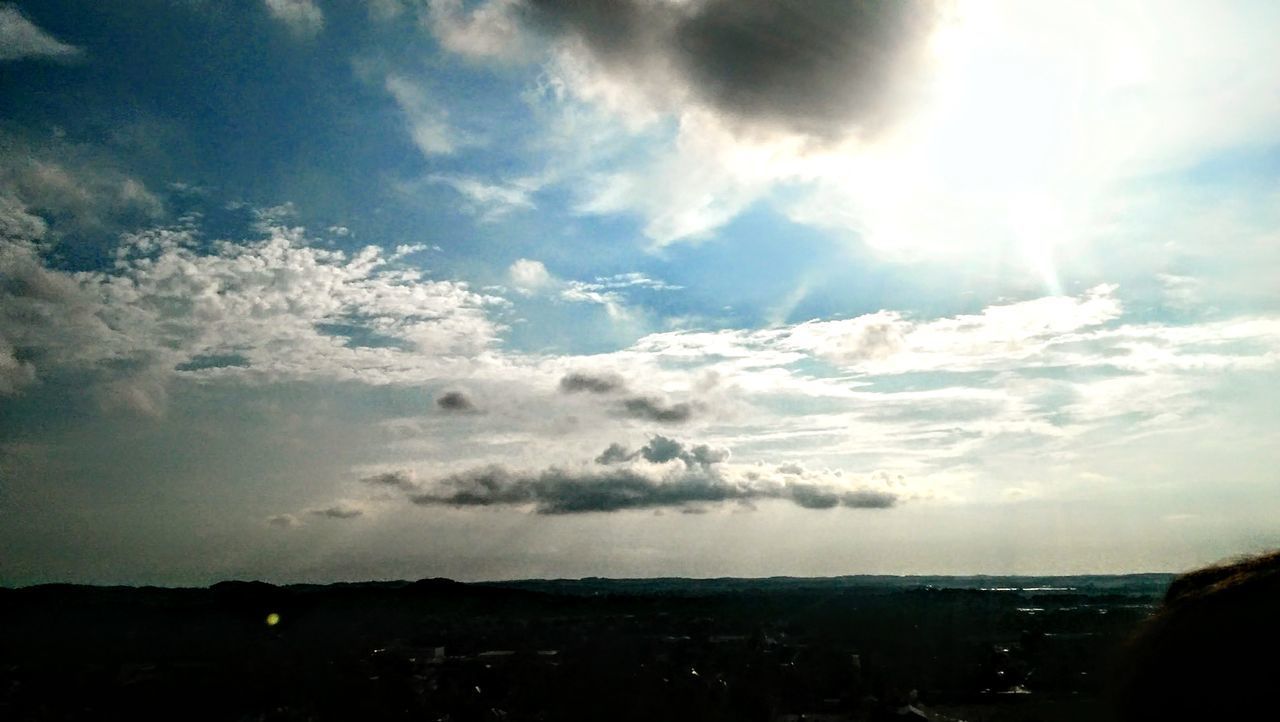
[0,4,81,61]
[385,74,460,156]
[428,174,537,220]
[263,0,324,38]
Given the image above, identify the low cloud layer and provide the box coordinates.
[405,436,898,514]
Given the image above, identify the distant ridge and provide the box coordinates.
[4,572,1175,593]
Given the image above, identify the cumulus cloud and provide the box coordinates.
[408,436,897,514]
[436,390,476,411]
[559,370,625,394]
[264,0,324,37]
[629,435,727,467]
[0,217,505,405]
[508,258,553,293]
[0,4,81,61]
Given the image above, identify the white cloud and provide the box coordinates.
[504,259,678,322]
[385,74,459,156]
[263,0,324,38]
[0,221,507,409]
[426,0,530,61]
[429,174,536,220]
[508,258,552,294]
[0,4,80,61]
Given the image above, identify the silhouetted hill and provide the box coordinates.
[0,575,1173,721]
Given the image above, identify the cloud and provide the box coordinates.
[408,437,897,514]
[436,390,476,411]
[0,218,505,405]
[263,0,324,37]
[427,0,532,61]
[593,442,631,465]
[428,174,536,220]
[309,502,364,520]
[508,258,552,293]
[0,148,163,243]
[266,513,302,528]
[627,435,727,467]
[420,1,946,247]
[559,371,625,394]
[558,372,697,423]
[0,4,81,61]
[621,396,694,423]
[516,0,938,141]
[505,259,674,320]
[385,74,458,156]
[360,469,418,491]
[0,334,35,395]
[632,285,1127,376]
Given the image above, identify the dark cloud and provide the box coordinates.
[360,469,418,491]
[788,482,840,509]
[838,489,898,509]
[175,353,250,372]
[559,371,626,394]
[560,371,695,423]
[596,435,728,468]
[407,437,896,514]
[436,390,475,411]
[310,504,364,520]
[639,435,727,467]
[594,442,632,465]
[412,464,753,514]
[522,0,940,139]
[621,396,694,423]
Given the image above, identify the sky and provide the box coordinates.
[1,0,1278,586]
